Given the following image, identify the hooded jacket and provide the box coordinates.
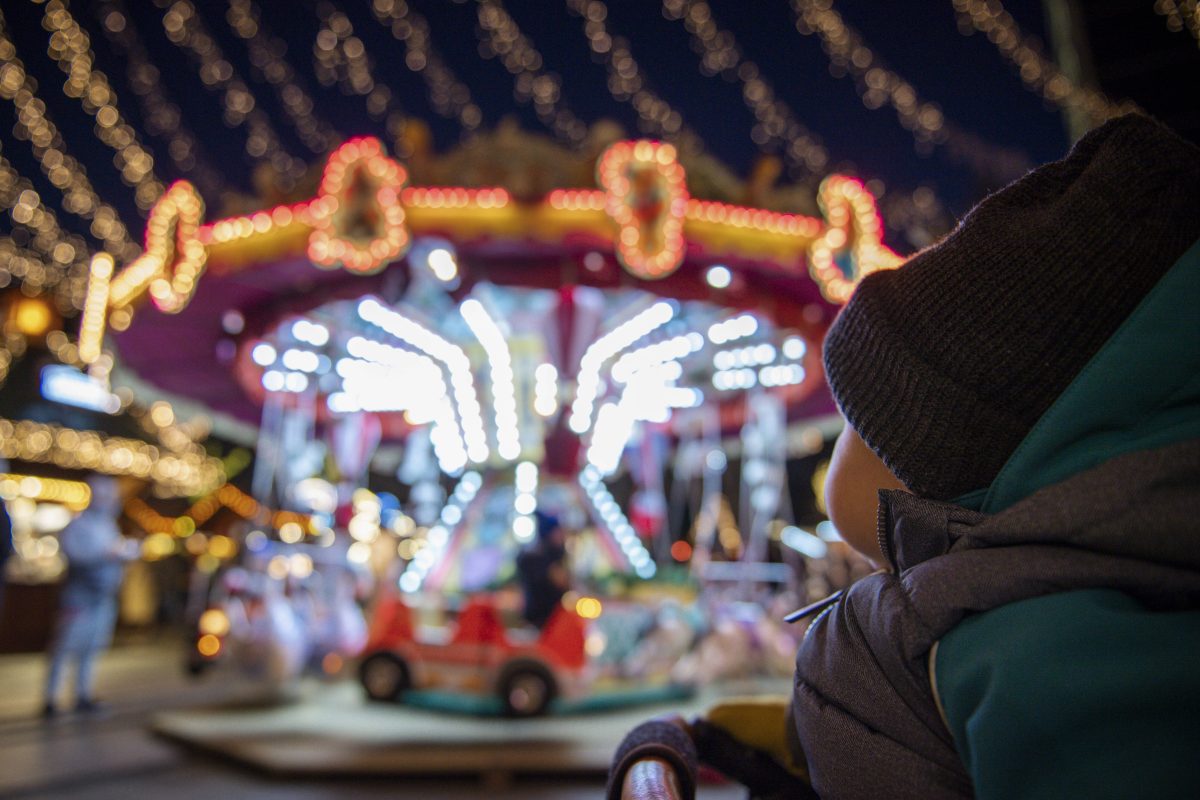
[790,236,1200,797]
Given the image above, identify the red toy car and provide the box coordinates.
[358,594,587,717]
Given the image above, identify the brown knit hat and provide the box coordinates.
[823,114,1200,500]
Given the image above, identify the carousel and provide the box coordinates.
[65,126,892,715]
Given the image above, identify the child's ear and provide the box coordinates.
[825,425,906,565]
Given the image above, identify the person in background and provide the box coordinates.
[43,474,137,716]
[516,510,569,629]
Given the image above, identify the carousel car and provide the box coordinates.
[358,594,587,717]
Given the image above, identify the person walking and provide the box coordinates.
[44,474,137,716]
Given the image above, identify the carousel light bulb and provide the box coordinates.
[513,514,535,542]
[705,264,732,288]
[783,336,807,360]
[427,247,458,281]
[292,320,330,346]
[251,343,278,366]
[282,349,320,372]
[262,370,285,392]
[514,493,537,516]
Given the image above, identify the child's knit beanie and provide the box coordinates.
[823,113,1200,500]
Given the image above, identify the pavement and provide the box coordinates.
[0,637,747,799]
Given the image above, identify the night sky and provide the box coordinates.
[0,0,1082,253]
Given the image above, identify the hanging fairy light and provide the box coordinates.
[372,0,483,132]
[663,0,829,175]
[155,0,304,182]
[39,0,164,210]
[225,0,341,154]
[790,0,947,148]
[952,0,1135,125]
[789,0,1061,198]
[1155,0,1200,45]
[0,9,137,259]
[95,0,221,198]
[475,0,589,145]
[0,144,91,308]
[313,2,411,155]
[566,0,705,156]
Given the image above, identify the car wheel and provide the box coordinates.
[359,652,410,702]
[498,661,557,717]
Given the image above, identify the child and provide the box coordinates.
[609,113,1200,798]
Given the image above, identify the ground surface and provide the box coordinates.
[0,638,748,799]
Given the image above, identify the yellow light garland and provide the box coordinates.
[0,473,91,511]
[1155,0,1200,45]
[0,141,92,307]
[0,417,223,497]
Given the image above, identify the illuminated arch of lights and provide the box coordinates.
[78,138,901,364]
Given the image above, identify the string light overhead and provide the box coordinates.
[475,0,589,146]
[95,0,222,199]
[952,0,1136,125]
[662,0,829,176]
[313,2,410,156]
[1154,0,1200,45]
[789,0,1037,196]
[154,0,305,183]
[225,0,341,155]
[790,0,948,150]
[0,9,137,259]
[39,0,165,211]
[566,0,705,156]
[372,0,483,133]
[0,142,91,308]
[0,417,223,497]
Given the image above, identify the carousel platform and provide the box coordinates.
[152,679,791,778]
